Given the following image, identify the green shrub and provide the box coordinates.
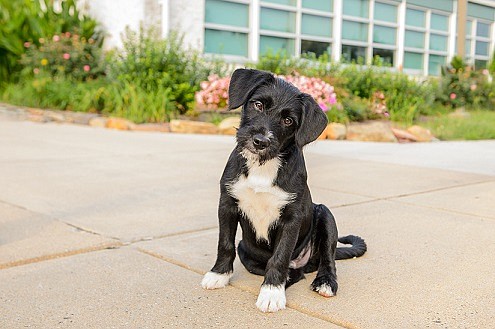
[0,0,101,83]
[20,32,104,80]
[106,27,224,114]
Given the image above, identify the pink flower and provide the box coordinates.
[482,69,489,75]
[24,42,31,48]
[63,53,70,60]
[319,103,328,112]
[39,38,45,44]
[450,93,457,100]
[470,84,477,91]
[65,32,71,38]
[33,68,40,75]
[83,65,90,72]
[53,35,60,42]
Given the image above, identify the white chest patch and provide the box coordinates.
[228,157,295,242]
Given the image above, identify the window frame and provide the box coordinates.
[465,17,493,69]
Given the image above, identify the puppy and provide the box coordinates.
[201,68,366,312]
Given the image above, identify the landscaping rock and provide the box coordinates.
[407,125,435,142]
[89,117,109,128]
[218,117,240,135]
[346,121,397,142]
[170,120,219,135]
[45,111,65,123]
[391,127,418,143]
[105,117,135,130]
[131,123,170,133]
[27,113,50,123]
[326,123,347,140]
[317,125,328,140]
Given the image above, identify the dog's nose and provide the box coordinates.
[253,134,271,150]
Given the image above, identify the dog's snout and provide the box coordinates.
[253,134,271,150]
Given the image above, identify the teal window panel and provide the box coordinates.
[342,20,368,41]
[260,7,296,33]
[301,40,331,56]
[404,52,423,69]
[263,0,296,6]
[205,0,249,28]
[302,14,332,37]
[373,48,394,66]
[465,39,472,56]
[428,55,445,76]
[406,8,425,28]
[341,45,367,63]
[476,22,490,38]
[343,0,369,18]
[466,20,473,37]
[468,2,495,21]
[260,35,295,55]
[404,30,424,48]
[407,0,453,12]
[475,59,488,69]
[430,14,448,32]
[374,2,397,23]
[429,34,448,51]
[373,25,396,45]
[475,41,489,56]
[204,29,248,56]
[302,0,333,12]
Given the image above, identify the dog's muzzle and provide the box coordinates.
[252,134,271,150]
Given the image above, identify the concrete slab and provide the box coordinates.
[0,202,119,269]
[0,248,338,328]
[395,180,495,219]
[137,200,495,328]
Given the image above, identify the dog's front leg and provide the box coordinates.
[201,194,239,289]
[256,220,299,313]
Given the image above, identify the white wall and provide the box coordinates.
[168,0,204,51]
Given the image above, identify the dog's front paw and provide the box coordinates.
[311,275,338,298]
[201,271,233,289]
[256,285,286,312]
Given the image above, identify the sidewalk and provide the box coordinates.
[1,118,494,328]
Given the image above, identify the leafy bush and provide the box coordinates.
[0,0,101,83]
[20,32,104,80]
[106,27,225,114]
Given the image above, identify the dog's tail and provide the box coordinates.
[335,235,367,260]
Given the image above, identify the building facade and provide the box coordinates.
[83,0,495,76]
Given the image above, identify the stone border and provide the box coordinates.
[0,103,437,142]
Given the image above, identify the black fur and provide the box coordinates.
[207,68,366,307]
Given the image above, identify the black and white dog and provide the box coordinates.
[201,69,366,312]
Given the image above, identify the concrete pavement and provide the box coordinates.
[1,118,494,328]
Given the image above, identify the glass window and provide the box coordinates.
[263,0,296,6]
[342,21,368,42]
[301,40,331,56]
[260,8,296,33]
[374,2,397,23]
[405,30,424,48]
[302,0,333,12]
[430,14,448,32]
[429,34,448,51]
[476,22,490,38]
[404,52,423,70]
[466,20,473,37]
[260,35,295,55]
[205,0,249,28]
[474,59,487,69]
[475,41,489,56]
[373,25,396,45]
[428,55,445,76]
[373,48,394,66]
[406,8,425,28]
[342,45,367,63]
[343,0,369,18]
[204,29,248,56]
[465,39,472,56]
[302,14,332,37]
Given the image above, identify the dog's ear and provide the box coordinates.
[295,94,328,147]
[228,69,274,110]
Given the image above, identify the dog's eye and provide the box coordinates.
[283,117,293,126]
[253,101,264,111]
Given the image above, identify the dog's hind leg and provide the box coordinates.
[310,204,339,297]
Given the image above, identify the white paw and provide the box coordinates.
[315,284,335,297]
[256,285,286,312]
[201,271,232,289]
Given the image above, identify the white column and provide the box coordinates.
[368,0,374,64]
[333,0,343,62]
[397,0,406,70]
[295,0,302,57]
[448,1,458,61]
[159,0,169,39]
[250,0,260,62]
